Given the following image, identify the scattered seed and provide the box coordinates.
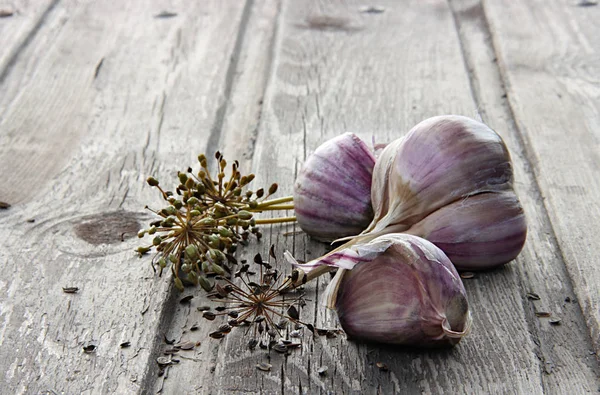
[316,328,334,336]
[290,330,302,338]
[317,366,328,376]
[179,295,194,304]
[157,356,172,366]
[62,287,79,294]
[83,344,96,353]
[209,331,225,339]
[190,323,199,331]
[203,311,216,321]
[26,218,35,223]
[227,311,239,318]
[359,5,385,13]
[274,319,287,330]
[0,201,10,209]
[218,324,232,334]
[578,0,598,7]
[154,11,178,18]
[197,306,211,312]
[535,311,552,318]
[228,319,239,327]
[256,362,272,372]
[272,343,288,353]
[564,296,572,303]
[549,318,562,325]
[248,339,258,350]
[287,305,299,320]
[526,292,541,301]
[163,348,179,355]
[376,362,389,371]
[164,335,175,344]
[460,272,475,279]
[176,341,196,350]
[120,342,131,348]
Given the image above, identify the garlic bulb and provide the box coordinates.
[367,115,514,235]
[294,133,376,242]
[405,192,527,270]
[291,234,471,346]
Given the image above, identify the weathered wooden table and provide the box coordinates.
[1,0,599,393]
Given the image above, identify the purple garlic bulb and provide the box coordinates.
[294,133,376,242]
[368,115,514,235]
[298,234,471,346]
[405,192,527,270]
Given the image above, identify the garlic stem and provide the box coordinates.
[254,196,293,209]
[254,216,297,224]
[250,204,294,211]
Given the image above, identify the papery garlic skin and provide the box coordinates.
[406,191,527,270]
[294,133,376,242]
[299,234,471,347]
[368,115,513,235]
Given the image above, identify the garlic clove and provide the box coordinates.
[368,115,514,235]
[294,234,471,346]
[333,234,471,346]
[405,191,527,271]
[294,133,376,242]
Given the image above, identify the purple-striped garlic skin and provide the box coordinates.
[405,192,527,271]
[368,115,514,235]
[294,133,376,242]
[333,234,471,347]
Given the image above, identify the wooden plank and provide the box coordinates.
[0,1,249,393]
[154,0,283,393]
[481,0,600,356]
[449,0,600,391]
[153,0,594,393]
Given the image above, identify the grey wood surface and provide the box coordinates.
[0,0,598,394]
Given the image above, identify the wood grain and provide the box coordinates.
[159,0,598,393]
[450,0,600,391]
[1,0,598,393]
[0,1,250,393]
[482,0,600,356]
[0,0,57,86]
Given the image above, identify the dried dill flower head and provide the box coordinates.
[202,248,310,349]
[137,151,295,291]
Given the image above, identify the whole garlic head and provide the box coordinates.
[294,133,376,242]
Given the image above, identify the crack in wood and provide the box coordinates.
[0,0,61,86]
[93,57,104,79]
[206,0,256,161]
